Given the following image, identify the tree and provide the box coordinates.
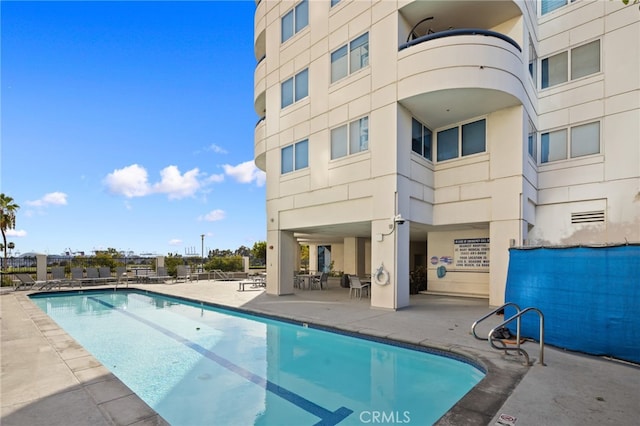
[251,241,267,266]
[0,194,20,275]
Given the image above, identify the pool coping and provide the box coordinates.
[25,287,529,425]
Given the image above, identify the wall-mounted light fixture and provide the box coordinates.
[375,214,406,241]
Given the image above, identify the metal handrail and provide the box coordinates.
[398,28,522,52]
[489,307,545,366]
[471,302,521,340]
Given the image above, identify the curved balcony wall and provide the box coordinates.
[254,57,267,116]
[254,0,266,62]
[397,31,525,128]
[254,117,266,171]
[254,29,266,63]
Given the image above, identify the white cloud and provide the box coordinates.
[153,165,201,200]
[26,192,68,207]
[223,161,266,187]
[104,164,151,198]
[6,229,27,237]
[204,173,225,184]
[207,144,228,154]
[199,209,225,222]
[168,239,183,246]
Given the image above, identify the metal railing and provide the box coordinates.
[472,303,545,366]
[399,28,522,52]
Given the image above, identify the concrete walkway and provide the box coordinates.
[1,280,638,425]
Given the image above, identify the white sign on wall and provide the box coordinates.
[453,238,490,269]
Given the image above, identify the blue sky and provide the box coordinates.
[1,1,266,256]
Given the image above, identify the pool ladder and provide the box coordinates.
[471,302,545,366]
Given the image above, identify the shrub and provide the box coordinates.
[205,256,243,272]
[410,266,428,294]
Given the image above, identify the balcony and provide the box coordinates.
[254,117,266,172]
[397,29,525,129]
[254,0,266,62]
[254,56,266,116]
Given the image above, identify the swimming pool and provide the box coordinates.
[31,289,484,425]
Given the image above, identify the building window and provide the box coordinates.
[436,119,486,162]
[331,33,369,83]
[281,69,308,108]
[541,40,600,89]
[281,139,309,174]
[461,120,486,156]
[541,51,568,89]
[540,121,600,163]
[541,0,567,15]
[411,118,432,161]
[331,116,369,159]
[529,38,537,83]
[570,122,600,158]
[281,0,308,43]
[571,40,600,80]
[330,0,340,7]
[528,119,537,161]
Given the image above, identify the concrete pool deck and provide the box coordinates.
[1,280,639,425]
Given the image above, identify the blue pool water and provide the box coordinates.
[31,290,484,425]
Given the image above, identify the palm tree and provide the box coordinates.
[0,193,20,275]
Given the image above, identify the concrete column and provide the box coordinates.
[370,218,410,310]
[156,256,165,268]
[243,256,250,273]
[266,229,296,295]
[343,237,358,275]
[309,244,318,273]
[36,254,47,281]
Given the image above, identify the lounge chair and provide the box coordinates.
[348,275,370,299]
[85,267,102,285]
[98,267,116,283]
[115,266,132,285]
[14,273,45,291]
[70,267,83,287]
[148,266,171,283]
[40,267,71,290]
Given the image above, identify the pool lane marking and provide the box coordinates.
[88,296,353,426]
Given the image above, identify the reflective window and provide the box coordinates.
[411,118,432,161]
[281,139,309,174]
[331,33,369,83]
[281,68,308,109]
[541,40,600,89]
[281,0,308,43]
[331,116,369,160]
[436,119,486,162]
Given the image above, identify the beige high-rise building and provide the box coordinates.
[253,0,640,308]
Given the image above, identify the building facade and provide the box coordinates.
[253,0,640,308]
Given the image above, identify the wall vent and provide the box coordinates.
[571,210,605,224]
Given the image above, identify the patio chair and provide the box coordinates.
[348,275,370,299]
[310,272,327,290]
[14,273,45,291]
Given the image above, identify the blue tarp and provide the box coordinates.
[504,245,640,364]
